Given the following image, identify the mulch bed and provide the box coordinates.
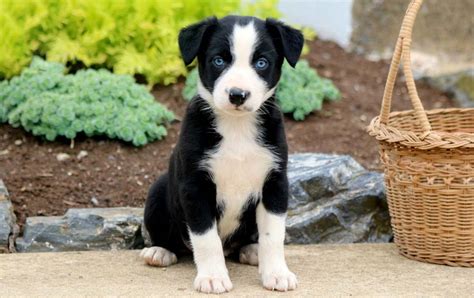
[0,39,456,229]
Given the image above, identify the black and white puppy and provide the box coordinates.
[140,16,304,294]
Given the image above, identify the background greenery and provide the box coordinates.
[0,58,174,146]
[183,59,340,120]
[0,0,280,86]
[0,0,341,146]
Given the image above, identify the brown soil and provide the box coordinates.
[0,40,455,229]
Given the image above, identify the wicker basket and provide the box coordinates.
[367,0,474,267]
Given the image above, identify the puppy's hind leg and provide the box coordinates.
[140,246,177,267]
[239,243,258,266]
[141,173,179,267]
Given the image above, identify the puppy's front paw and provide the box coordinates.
[194,274,233,294]
[140,246,177,267]
[261,269,298,292]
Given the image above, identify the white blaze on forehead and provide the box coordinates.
[209,20,273,113]
[231,22,258,67]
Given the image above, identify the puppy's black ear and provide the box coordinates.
[266,18,304,68]
[178,17,218,66]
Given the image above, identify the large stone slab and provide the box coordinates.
[16,154,391,252]
[16,208,144,252]
[1,179,18,252]
[286,154,391,244]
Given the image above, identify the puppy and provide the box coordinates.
[141,16,304,294]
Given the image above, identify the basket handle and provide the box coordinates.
[379,0,432,133]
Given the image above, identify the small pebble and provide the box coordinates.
[91,197,99,206]
[77,150,88,160]
[360,115,368,122]
[56,153,71,162]
[322,53,331,60]
[0,149,9,156]
[14,140,22,146]
[136,180,143,186]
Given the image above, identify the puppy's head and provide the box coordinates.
[179,16,304,115]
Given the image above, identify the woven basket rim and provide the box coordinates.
[368,108,474,150]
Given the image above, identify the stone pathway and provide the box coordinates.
[0,244,472,296]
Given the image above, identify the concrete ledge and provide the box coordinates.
[1,244,472,296]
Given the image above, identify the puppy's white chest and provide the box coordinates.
[204,114,276,240]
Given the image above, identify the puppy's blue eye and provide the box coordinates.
[255,58,268,70]
[212,56,225,68]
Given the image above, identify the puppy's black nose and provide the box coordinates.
[228,87,250,106]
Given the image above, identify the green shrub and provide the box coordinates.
[182,59,341,120]
[0,57,174,146]
[0,0,280,86]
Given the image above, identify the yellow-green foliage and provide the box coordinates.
[0,0,280,86]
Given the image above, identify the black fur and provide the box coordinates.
[265,18,304,68]
[145,96,288,254]
[178,17,218,66]
[145,16,302,256]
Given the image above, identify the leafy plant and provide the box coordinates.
[182,59,341,120]
[0,57,174,146]
[0,0,280,86]
[182,68,200,103]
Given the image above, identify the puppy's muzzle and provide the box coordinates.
[228,87,250,107]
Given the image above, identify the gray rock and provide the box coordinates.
[16,208,144,252]
[14,154,391,252]
[286,154,391,244]
[0,179,19,252]
[424,69,474,108]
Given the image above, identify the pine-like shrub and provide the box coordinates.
[182,59,341,120]
[0,57,174,146]
[0,0,280,86]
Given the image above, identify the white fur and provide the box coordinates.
[197,77,213,102]
[201,112,277,240]
[192,19,291,293]
[212,22,270,113]
[189,223,233,294]
[257,203,298,291]
[197,19,278,253]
